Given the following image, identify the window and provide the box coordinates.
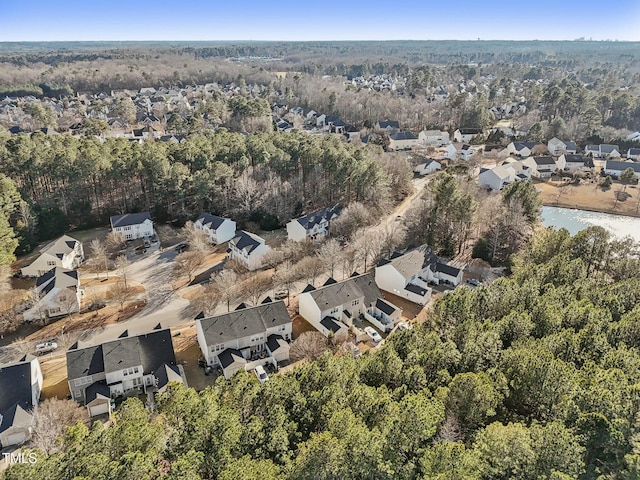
[47,260,56,266]
[124,226,132,231]
[278,325,286,332]
[351,299,359,307]
[74,376,93,387]
[59,295,67,302]
[125,234,133,240]
[132,377,142,387]
[123,367,138,377]
[212,344,225,353]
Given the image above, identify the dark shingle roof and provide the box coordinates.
[66,345,104,380]
[381,245,438,279]
[320,316,342,333]
[436,262,462,277]
[198,301,291,346]
[308,273,381,310]
[84,381,110,404]
[534,156,556,165]
[110,212,152,228]
[404,283,428,296]
[375,298,397,316]
[377,121,400,129]
[266,334,287,353]
[196,213,228,230]
[218,348,246,369]
[0,359,34,415]
[605,160,640,173]
[390,131,418,141]
[229,230,263,254]
[295,204,342,230]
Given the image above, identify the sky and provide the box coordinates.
[2,0,640,42]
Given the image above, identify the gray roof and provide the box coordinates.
[404,283,428,296]
[564,141,577,151]
[36,267,79,296]
[320,316,343,333]
[198,301,291,346]
[196,213,228,230]
[534,156,556,165]
[266,334,287,353]
[390,131,418,140]
[110,212,152,228]
[377,121,400,129]
[379,245,438,280]
[218,348,246,369]
[308,273,381,310]
[600,144,619,154]
[629,148,640,155]
[605,160,640,173]
[67,329,176,380]
[0,358,36,421]
[229,230,264,254]
[84,381,110,404]
[459,128,482,135]
[436,262,462,277]
[43,235,80,256]
[564,154,584,163]
[295,204,342,229]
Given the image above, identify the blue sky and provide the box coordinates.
[2,0,639,41]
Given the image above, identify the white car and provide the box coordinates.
[364,326,383,343]
[397,322,412,331]
[274,290,288,300]
[35,341,58,355]
[254,365,269,384]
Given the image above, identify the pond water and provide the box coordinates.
[541,206,640,242]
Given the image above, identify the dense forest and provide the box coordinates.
[3,225,640,479]
[0,131,408,248]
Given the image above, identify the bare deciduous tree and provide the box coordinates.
[290,332,329,362]
[31,398,89,455]
[296,255,325,287]
[191,282,222,316]
[211,270,239,312]
[273,260,302,306]
[173,251,204,284]
[105,231,125,253]
[115,255,130,289]
[318,239,343,278]
[108,280,134,311]
[182,221,211,254]
[244,273,272,306]
[89,238,109,279]
[330,202,373,240]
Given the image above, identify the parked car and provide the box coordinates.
[364,326,383,343]
[397,322,412,331]
[35,341,58,355]
[174,242,189,253]
[254,365,269,384]
[274,289,289,300]
[466,278,481,287]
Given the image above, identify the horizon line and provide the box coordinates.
[0,38,638,43]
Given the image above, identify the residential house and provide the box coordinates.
[23,268,82,322]
[196,301,292,379]
[21,234,84,277]
[443,144,458,160]
[460,144,475,161]
[228,230,271,270]
[559,154,594,172]
[603,160,640,179]
[194,213,236,245]
[110,212,153,240]
[375,120,400,133]
[478,165,512,190]
[298,273,402,339]
[67,328,185,417]
[413,159,442,176]
[286,204,342,242]
[506,141,542,158]
[375,245,464,305]
[418,130,450,146]
[627,148,640,161]
[586,144,622,159]
[0,355,43,447]
[453,128,483,143]
[523,156,557,178]
[625,131,640,142]
[547,138,577,156]
[388,131,419,151]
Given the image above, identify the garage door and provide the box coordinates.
[89,403,110,417]
[6,432,27,446]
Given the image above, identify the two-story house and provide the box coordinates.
[298,273,402,340]
[23,268,83,322]
[196,300,292,379]
[194,213,236,245]
[522,156,558,178]
[418,130,450,146]
[0,355,43,447]
[388,131,419,151]
[286,204,343,242]
[109,212,154,240]
[67,328,185,417]
[413,159,442,176]
[453,128,483,143]
[547,138,577,156]
[21,235,84,277]
[375,245,464,305]
[558,154,594,172]
[228,230,271,270]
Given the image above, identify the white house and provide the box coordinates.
[23,268,82,322]
[603,160,640,179]
[414,159,442,176]
[460,144,475,161]
[21,234,84,277]
[418,130,450,146]
[625,131,640,142]
[376,120,400,133]
[389,131,419,151]
[523,156,557,178]
[228,231,271,270]
[67,328,185,417]
[627,148,640,161]
[479,165,512,191]
[547,138,577,156]
[375,245,464,305]
[559,154,594,172]
[506,141,541,158]
[110,212,153,240]
[443,144,458,160]
[0,355,43,447]
[453,128,483,143]
[298,273,402,339]
[586,144,621,159]
[286,204,342,242]
[196,300,292,379]
[194,213,236,245]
